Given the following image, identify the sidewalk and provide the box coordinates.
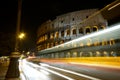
[0,60,20,80]
[0,61,9,80]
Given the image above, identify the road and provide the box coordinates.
[19,59,120,80]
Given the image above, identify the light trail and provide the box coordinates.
[19,59,28,80]
[20,72,27,80]
[27,61,74,80]
[21,59,74,80]
[40,66,74,80]
[108,2,120,10]
[40,63,101,80]
[19,59,51,80]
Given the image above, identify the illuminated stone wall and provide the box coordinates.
[37,9,108,51]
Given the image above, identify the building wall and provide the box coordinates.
[37,9,108,51]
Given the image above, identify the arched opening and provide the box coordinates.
[72,28,76,35]
[55,32,59,38]
[109,39,115,45]
[51,43,54,47]
[103,51,109,57]
[45,35,48,40]
[93,26,98,32]
[55,42,58,46]
[51,53,54,58]
[111,51,117,57]
[66,52,71,58]
[80,52,83,57]
[72,42,77,47]
[79,28,84,34]
[66,29,70,36]
[94,38,100,46]
[47,43,50,48]
[42,36,44,41]
[85,27,91,34]
[87,38,92,46]
[73,52,77,57]
[80,43,84,47]
[100,25,105,30]
[60,40,64,44]
[61,30,64,37]
[102,39,108,46]
[96,51,101,57]
[81,52,90,57]
[55,53,59,58]
[89,52,93,57]
[50,33,54,39]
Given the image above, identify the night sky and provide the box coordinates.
[0,0,115,51]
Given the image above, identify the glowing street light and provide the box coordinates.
[18,32,25,39]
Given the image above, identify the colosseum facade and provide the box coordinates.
[37,9,108,51]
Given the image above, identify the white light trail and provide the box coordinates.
[40,66,74,80]
[20,59,51,80]
[26,61,74,80]
[108,2,120,10]
[19,60,28,80]
[20,73,27,80]
[40,69,50,75]
[26,62,50,75]
[40,63,101,80]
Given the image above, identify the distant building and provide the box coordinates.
[37,9,108,51]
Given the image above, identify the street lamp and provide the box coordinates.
[18,32,25,40]
[18,32,25,52]
[5,0,22,79]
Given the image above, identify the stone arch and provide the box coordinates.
[109,39,115,46]
[55,31,59,38]
[85,26,91,34]
[72,28,77,35]
[93,26,98,32]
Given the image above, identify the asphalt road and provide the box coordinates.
[19,59,120,80]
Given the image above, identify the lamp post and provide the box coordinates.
[15,0,22,52]
[18,32,25,52]
[5,0,22,79]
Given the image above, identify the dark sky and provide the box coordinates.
[0,0,115,51]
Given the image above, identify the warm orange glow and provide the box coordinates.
[18,33,25,39]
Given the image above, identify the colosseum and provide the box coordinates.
[37,9,108,51]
